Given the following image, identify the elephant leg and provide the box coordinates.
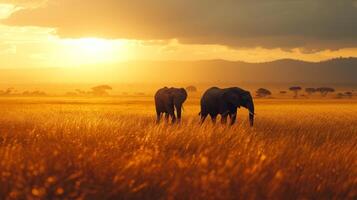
[165,113,170,123]
[171,113,177,124]
[230,112,237,125]
[156,111,162,124]
[210,114,217,124]
[175,105,182,123]
[221,114,228,124]
[167,105,176,124]
[201,114,208,124]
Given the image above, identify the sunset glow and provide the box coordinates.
[1,1,357,71]
[0,1,356,199]
[58,38,120,66]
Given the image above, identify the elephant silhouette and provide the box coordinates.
[200,87,255,126]
[155,87,187,123]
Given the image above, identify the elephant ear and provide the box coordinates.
[180,88,188,99]
[223,91,241,107]
[240,91,253,106]
[241,91,252,100]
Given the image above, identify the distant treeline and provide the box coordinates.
[255,86,355,99]
[0,84,355,99]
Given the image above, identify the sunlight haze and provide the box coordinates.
[0,1,356,199]
[0,1,357,85]
[1,1,357,71]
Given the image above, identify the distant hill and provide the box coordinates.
[0,57,356,85]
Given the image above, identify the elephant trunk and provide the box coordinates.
[248,103,255,127]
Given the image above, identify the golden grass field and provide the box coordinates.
[0,96,356,200]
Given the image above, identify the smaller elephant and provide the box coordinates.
[155,87,188,123]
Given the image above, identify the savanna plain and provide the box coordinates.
[0,96,356,200]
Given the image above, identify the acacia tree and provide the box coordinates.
[336,92,353,99]
[305,88,316,96]
[316,87,335,97]
[344,91,353,98]
[91,85,112,96]
[336,93,344,99]
[76,89,87,95]
[279,91,287,96]
[186,85,198,93]
[289,86,302,98]
[256,88,272,98]
[0,88,13,96]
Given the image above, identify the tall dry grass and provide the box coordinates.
[0,97,356,199]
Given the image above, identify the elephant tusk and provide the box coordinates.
[249,111,256,116]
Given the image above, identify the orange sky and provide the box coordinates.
[0,1,357,69]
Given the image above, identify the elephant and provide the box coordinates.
[200,87,255,126]
[155,87,188,123]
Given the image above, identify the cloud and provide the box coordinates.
[2,0,357,51]
[0,42,15,54]
[0,0,46,7]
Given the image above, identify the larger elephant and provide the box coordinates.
[200,87,255,126]
[155,87,188,123]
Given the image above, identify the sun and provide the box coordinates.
[76,38,113,56]
[58,37,123,66]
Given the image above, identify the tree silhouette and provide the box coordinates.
[336,91,353,99]
[316,87,335,97]
[91,85,112,96]
[186,85,198,93]
[256,88,272,98]
[289,86,302,98]
[75,89,87,95]
[336,93,344,99]
[344,91,353,98]
[22,90,47,96]
[0,88,14,96]
[305,88,316,96]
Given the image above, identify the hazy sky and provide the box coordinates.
[1,0,357,68]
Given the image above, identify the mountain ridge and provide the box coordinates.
[0,57,356,85]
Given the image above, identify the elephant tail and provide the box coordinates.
[198,112,201,116]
